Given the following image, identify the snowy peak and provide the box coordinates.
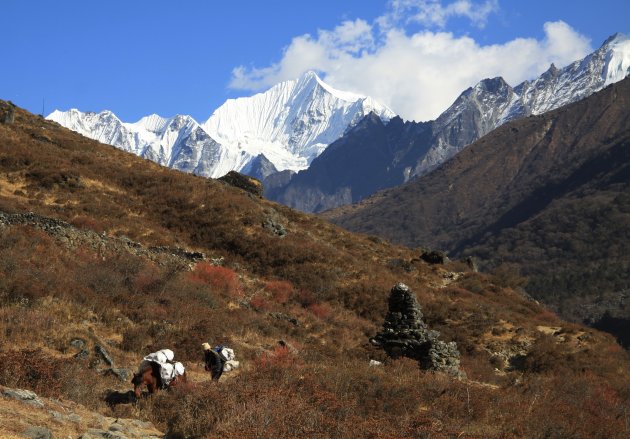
[414,33,630,178]
[601,33,630,85]
[47,71,395,180]
[130,114,170,133]
[201,70,395,172]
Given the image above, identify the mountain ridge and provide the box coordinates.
[269,33,630,212]
[47,71,395,179]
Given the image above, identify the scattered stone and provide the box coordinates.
[149,246,205,261]
[74,349,89,360]
[387,258,414,272]
[370,283,463,377]
[23,426,52,439]
[369,360,383,366]
[0,210,203,269]
[269,312,299,326]
[2,102,15,124]
[262,217,287,237]
[2,388,45,408]
[464,256,478,272]
[78,418,163,439]
[420,250,450,265]
[67,413,83,423]
[95,344,114,366]
[70,338,86,350]
[108,367,132,382]
[219,171,264,197]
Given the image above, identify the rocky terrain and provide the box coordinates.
[0,386,162,439]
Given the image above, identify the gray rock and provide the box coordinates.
[95,344,114,366]
[420,250,450,265]
[23,426,52,439]
[2,388,45,408]
[269,312,299,326]
[262,217,287,237]
[70,338,86,350]
[75,349,89,360]
[2,102,15,124]
[219,171,264,197]
[108,367,132,382]
[464,256,478,272]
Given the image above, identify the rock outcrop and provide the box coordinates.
[0,211,205,267]
[371,283,463,377]
[219,171,263,198]
[0,385,162,438]
[2,102,15,124]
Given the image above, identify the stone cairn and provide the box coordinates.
[370,283,463,377]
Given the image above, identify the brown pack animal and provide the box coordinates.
[132,361,187,398]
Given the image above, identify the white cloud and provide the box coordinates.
[383,0,499,29]
[229,2,592,122]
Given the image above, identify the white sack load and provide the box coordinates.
[142,349,184,386]
[224,360,240,372]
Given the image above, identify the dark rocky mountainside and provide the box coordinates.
[327,76,630,346]
[268,35,630,213]
[266,113,432,212]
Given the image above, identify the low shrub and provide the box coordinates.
[188,263,241,297]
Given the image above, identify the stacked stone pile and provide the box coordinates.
[371,283,463,377]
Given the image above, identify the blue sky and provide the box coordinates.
[2,0,629,122]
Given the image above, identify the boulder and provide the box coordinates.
[420,250,450,265]
[219,171,263,197]
[95,345,114,366]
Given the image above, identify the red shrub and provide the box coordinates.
[308,302,332,320]
[188,263,240,296]
[132,263,164,294]
[264,280,294,304]
[256,345,302,371]
[250,295,271,311]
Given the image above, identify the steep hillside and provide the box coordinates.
[0,101,628,437]
[270,34,630,213]
[327,76,630,346]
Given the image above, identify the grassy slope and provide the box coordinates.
[0,101,628,438]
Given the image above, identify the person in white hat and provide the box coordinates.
[202,342,226,381]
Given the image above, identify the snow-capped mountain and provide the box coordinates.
[47,109,226,176]
[416,32,630,176]
[47,71,395,179]
[203,71,395,172]
[270,33,630,213]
